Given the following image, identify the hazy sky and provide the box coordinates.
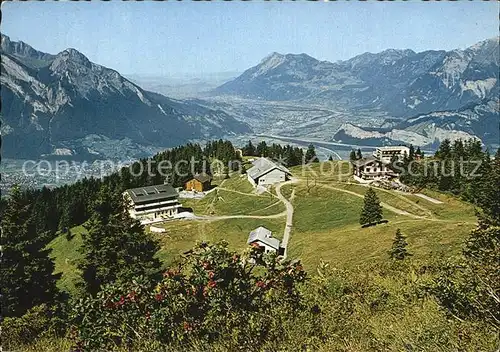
[2,1,498,75]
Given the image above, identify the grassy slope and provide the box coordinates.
[181,189,281,216]
[153,218,284,268]
[287,162,477,269]
[39,161,490,351]
[47,174,286,293]
[181,174,284,216]
[157,173,286,266]
[47,226,86,294]
[47,162,478,293]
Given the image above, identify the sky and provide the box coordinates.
[2,1,498,76]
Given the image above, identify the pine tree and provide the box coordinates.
[475,149,500,225]
[359,188,383,226]
[349,150,357,162]
[58,206,71,232]
[389,154,399,170]
[389,229,411,260]
[1,186,59,317]
[436,139,452,159]
[78,186,161,295]
[256,141,268,157]
[243,140,256,156]
[328,155,334,162]
[409,144,415,161]
[415,146,422,158]
[305,144,318,163]
[356,149,363,160]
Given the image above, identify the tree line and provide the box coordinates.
[398,138,498,216]
[242,140,318,165]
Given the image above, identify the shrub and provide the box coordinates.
[2,304,61,349]
[70,241,307,351]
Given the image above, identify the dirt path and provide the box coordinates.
[318,184,428,220]
[339,181,435,218]
[275,179,298,258]
[217,187,278,199]
[193,211,287,221]
[414,193,444,204]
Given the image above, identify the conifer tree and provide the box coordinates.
[475,149,500,225]
[243,140,256,156]
[256,141,269,157]
[389,154,399,170]
[349,150,357,162]
[389,229,411,260]
[359,188,383,226]
[356,149,363,160]
[328,155,334,162]
[58,206,71,232]
[415,146,422,158]
[305,144,318,163]
[409,144,415,161]
[1,186,59,317]
[78,186,161,295]
[435,139,452,159]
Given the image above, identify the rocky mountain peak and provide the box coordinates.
[255,52,287,73]
[348,48,416,69]
[284,52,319,64]
[1,33,11,51]
[1,35,251,159]
[51,48,93,71]
[1,34,55,68]
[262,52,284,61]
[251,51,322,79]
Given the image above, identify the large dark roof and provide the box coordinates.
[125,184,178,204]
[193,173,212,183]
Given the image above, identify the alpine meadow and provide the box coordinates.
[1,2,499,351]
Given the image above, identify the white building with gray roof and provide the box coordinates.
[123,184,181,223]
[247,226,282,254]
[246,157,291,187]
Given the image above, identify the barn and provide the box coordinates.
[247,226,282,254]
[185,173,212,192]
[247,157,291,187]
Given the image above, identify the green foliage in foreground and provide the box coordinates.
[431,218,500,331]
[5,221,499,352]
[70,242,306,351]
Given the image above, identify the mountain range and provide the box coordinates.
[1,34,498,159]
[214,38,499,147]
[0,34,250,159]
